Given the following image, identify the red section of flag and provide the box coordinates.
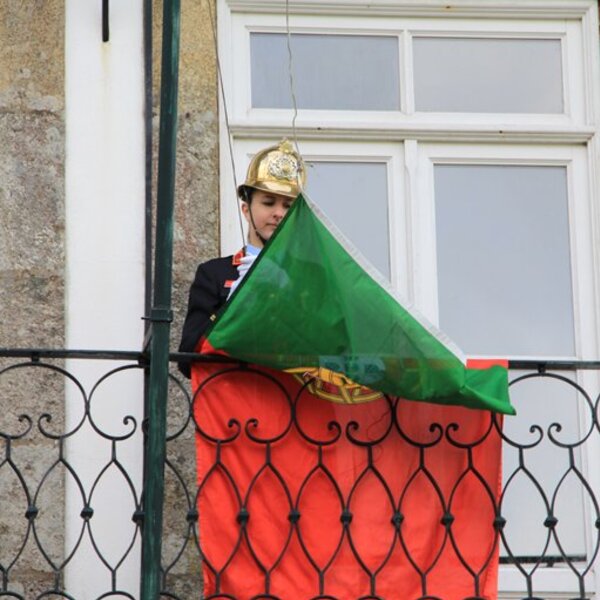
[192,358,502,600]
[467,358,509,370]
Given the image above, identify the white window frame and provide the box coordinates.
[222,6,594,139]
[217,1,600,597]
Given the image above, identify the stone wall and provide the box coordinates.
[0,1,65,348]
[0,0,66,594]
[172,0,221,369]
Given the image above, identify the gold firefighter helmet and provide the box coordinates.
[237,139,306,200]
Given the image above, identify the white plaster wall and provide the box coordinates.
[64,0,145,596]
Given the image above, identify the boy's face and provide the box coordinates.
[242,189,293,246]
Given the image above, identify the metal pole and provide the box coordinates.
[141,0,180,597]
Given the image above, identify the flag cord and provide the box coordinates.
[206,0,246,246]
[285,0,306,193]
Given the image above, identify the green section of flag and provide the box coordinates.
[207,195,514,415]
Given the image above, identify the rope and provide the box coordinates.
[205,0,246,245]
[285,0,306,193]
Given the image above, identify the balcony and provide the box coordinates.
[0,349,598,599]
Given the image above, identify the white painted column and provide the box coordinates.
[65,0,145,597]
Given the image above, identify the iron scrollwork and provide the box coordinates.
[0,350,598,599]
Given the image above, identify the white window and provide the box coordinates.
[219,1,600,597]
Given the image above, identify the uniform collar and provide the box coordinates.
[232,244,262,266]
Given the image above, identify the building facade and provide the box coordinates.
[1,0,600,598]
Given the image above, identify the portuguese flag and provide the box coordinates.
[192,362,503,599]
[206,193,514,415]
[193,193,507,598]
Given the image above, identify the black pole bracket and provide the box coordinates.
[142,308,174,324]
[102,0,110,42]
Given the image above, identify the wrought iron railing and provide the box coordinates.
[0,349,147,599]
[0,348,598,599]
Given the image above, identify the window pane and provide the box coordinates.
[414,37,563,113]
[434,164,574,357]
[251,33,400,110]
[306,161,390,277]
